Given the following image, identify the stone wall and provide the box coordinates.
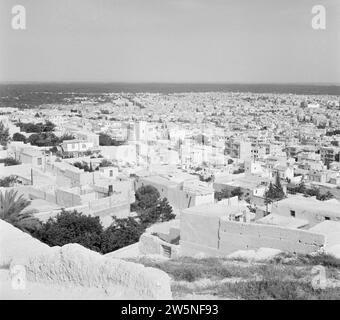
[218,217,325,254]
[180,212,326,257]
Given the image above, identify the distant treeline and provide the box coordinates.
[17,121,56,133]
[0,87,112,109]
[326,129,340,136]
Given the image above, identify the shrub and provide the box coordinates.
[73,161,95,172]
[133,185,160,211]
[18,121,56,133]
[139,198,175,226]
[27,132,60,147]
[0,175,20,187]
[298,253,340,268]
[100,217,144,254]
[33,209,103,252]
[99,133,126,146]
[12,132,27,143]
[0,157,21,166]
[0,122,10,147]
[215,188,231,201]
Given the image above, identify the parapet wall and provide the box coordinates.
[180,212,326,257]
[218,218,325,254]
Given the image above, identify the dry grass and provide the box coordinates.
[129,253,340,300]
[214,279,340,300]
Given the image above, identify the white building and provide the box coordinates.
[61,140,94,153]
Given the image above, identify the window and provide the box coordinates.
[290,210,296,217]
[109,170,113,177]
[37,158,42,165]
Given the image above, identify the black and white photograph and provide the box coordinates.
[0,0,340,304]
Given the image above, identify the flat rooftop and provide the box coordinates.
[182,201,243,217]
[276,195,340,218]
[215,173,270,190]
[257,214,309,229]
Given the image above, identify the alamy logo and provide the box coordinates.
[11,5,26,30]
[311,5,326,30]
[10,4,327,31]
[10,265,26,290]
[311,265,327,290]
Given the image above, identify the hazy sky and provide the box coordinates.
[0,0,339,83]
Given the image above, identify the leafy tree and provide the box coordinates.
[0,122,10,147]
[18,121,56,134]
[157,198,175,222]
[298,181,306,193]
[34,209,103,252]
[231,187,244,199]
[215,188,231,201]
[99,159,114,167]
[199,174,213,183]
[139,198,175,226]
[287,182,332,201]
[59,133,75,142]
[326,129,340,136]
[73,161,95,172]
[287,181,307,195]
[0,157,21,166]
[41,120,56,132]
[132,185,160,211]
[99,133,126,146]
[265,182,276,200]
[233,168,245,174]
[317,191,334,201]
[264,174,286,215]
[265,172,285,201]
[27,186,175,254]
[264,182,275,215]
[0,175,19,187]
[304,187,320,198]
[12,132,27,143]
[273,172,285,199]
[0,190,39,232]
[100,217,144,254]
[27,132,59,147]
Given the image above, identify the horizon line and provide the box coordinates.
[0,81,340,86]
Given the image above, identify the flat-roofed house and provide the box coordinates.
[19,148,45,167]
[271,195,340,227]
[61,139,94,154]
[135,172,214,211]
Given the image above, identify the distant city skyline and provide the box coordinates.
[0,0,339,84]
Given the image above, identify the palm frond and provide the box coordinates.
[0,189,32,225]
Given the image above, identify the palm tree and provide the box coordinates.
[0,121,10,147]
[0,190,39,232]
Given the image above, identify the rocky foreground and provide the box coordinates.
[0,220,171,300]
[2,219,340,300]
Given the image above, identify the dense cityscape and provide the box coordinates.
[1,0,340,303]
[1,86,340,299]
